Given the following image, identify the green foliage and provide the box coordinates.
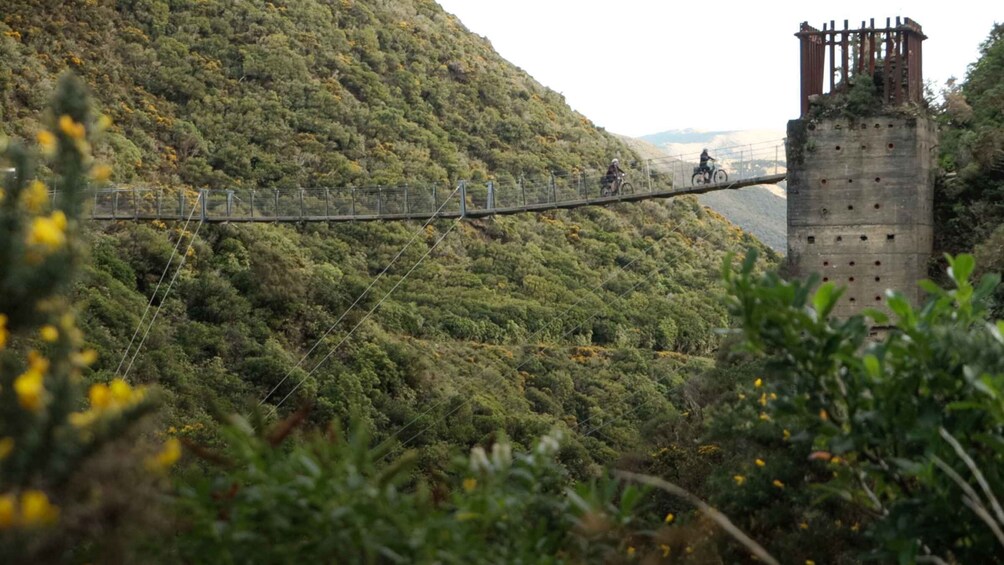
[168,418,660,564]
[722,250,1004,563]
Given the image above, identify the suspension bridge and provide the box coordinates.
[81,141,787,222]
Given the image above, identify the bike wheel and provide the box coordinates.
[713,170,728,183]
[620,182,633,194]
[691,173,703,186]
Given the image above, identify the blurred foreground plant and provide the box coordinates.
[0,74,162,562]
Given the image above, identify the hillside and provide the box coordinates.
[0,0,777,472]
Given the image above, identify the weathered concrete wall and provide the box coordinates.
[786,115,936,318]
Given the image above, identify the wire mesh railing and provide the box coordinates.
[68,140,786,222]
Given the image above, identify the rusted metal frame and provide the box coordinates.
[884,18,894,105]
[868,18,877,76]
[894,17,904,105]
[840,20,849,92]
[827,21,836,93]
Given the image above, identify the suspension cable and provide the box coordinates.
[257,185,461,407]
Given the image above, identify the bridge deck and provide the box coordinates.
[85,174,785,222]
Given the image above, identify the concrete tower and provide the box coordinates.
[785,18,934,318]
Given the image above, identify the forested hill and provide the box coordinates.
[1,0,637,188]
[0,0,775,472]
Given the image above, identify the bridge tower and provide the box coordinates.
[785,17,934,318]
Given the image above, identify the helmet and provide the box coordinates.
[612,158,619,164]
[702,148,708,152]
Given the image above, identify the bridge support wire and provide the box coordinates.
[266,214,465,417]
[115,193,202,377]
[388,227,716,456]
[121,194,206,380]
[258,185,461,408]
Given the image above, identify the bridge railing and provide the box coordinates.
[69,139,786,221]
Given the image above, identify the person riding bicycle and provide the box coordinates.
[699,149,715,180]
[601,158,623,195]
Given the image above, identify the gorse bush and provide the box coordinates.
[723,250,1004,563]
[0,74,173,563]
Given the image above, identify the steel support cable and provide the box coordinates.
[392,228,718,456]
[386,228,706,456]
[257,186,461,407]
[121,198,206,380]
[266,215,464,417]
[114,196,202,376]
[372,228,681,455]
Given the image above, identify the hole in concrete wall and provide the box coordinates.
[848,205,854,210]
[849,297,857,303]
[861,144,867,149]
[834,124,841,130]
[849,277,855,282]
[823,261,830,266]
[875,177,881,182]
[807,236,815,244]
[848,179,854,183]
[821,179,827,185]
[860,235,868,241]
[875,260,882,266]
[887,143,895,149]
[823,277,829,282]
[875,295,882,301]
[821,208,829,216]
[835,145,842,151]
[836,236,843,242]
[808,124,817,130]
[888,123,895,128]
[874,203,881,209]
[861,124,868,129]
[875,276,881,282]
[874,123,881,128]
[849,261,856,266]
[887,234,895,240]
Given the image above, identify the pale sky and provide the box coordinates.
[436,0,1001,137]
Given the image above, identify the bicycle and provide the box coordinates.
[691,162,728,186]
[600,172,633,196]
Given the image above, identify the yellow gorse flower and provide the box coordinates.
[0,437,13,461]
[36,130,56,154]
[58,115,86,141]
[146,438,182,472]
[0,495,14,528]
[664,512,675,524]
[40,325,59,342]
[733,474,746,486]
[754,378,763,388]
[0,314,8,349]
[14,355,47,412]
[27,211,68,251]
[772,479,785,489]
[20,490,59,526]
[90,164,112,182]
[755,458,766,467]
[463,477,477,492]
[23,180,48,214]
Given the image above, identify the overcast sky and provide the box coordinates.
[435,0,1001,137]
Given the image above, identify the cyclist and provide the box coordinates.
[699,148,715,181]
[601,158,623,195]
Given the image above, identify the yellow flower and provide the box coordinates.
[463,477,477,492]
[96,114,113,131]
[88,383,112,409]
[664,512,675,524]
[737,392,746,400]
[73,349,98,366]
[109,378,134,404]
[23,180,48,213]
[58,115,86,140]
[14,369,45,412]
[759,393,767,406]
[772,479,785,489]
[661,544,671,557]
[0,494,14,528]
[20,490,59,526]
[758,412,770,421]
[754,378,763,388]
[90,164,112,182]
[799,521,809,530]
[783,429,791,441]
[755,458,766,467]
[40,325,59,342]
[733,474,746,486]
[146,438,182,471]
[851,522,860,532]
[806,561,816,565]
[27,211,68,251]
[626,546,635,557]
[819,409,829,421]
[831,456,843,465]
[769,392,778,400]
[37,130,56,154]
[685,546,694,554]
[68,410,99,428]
[0,437,13,462]
[0,314,7,349]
